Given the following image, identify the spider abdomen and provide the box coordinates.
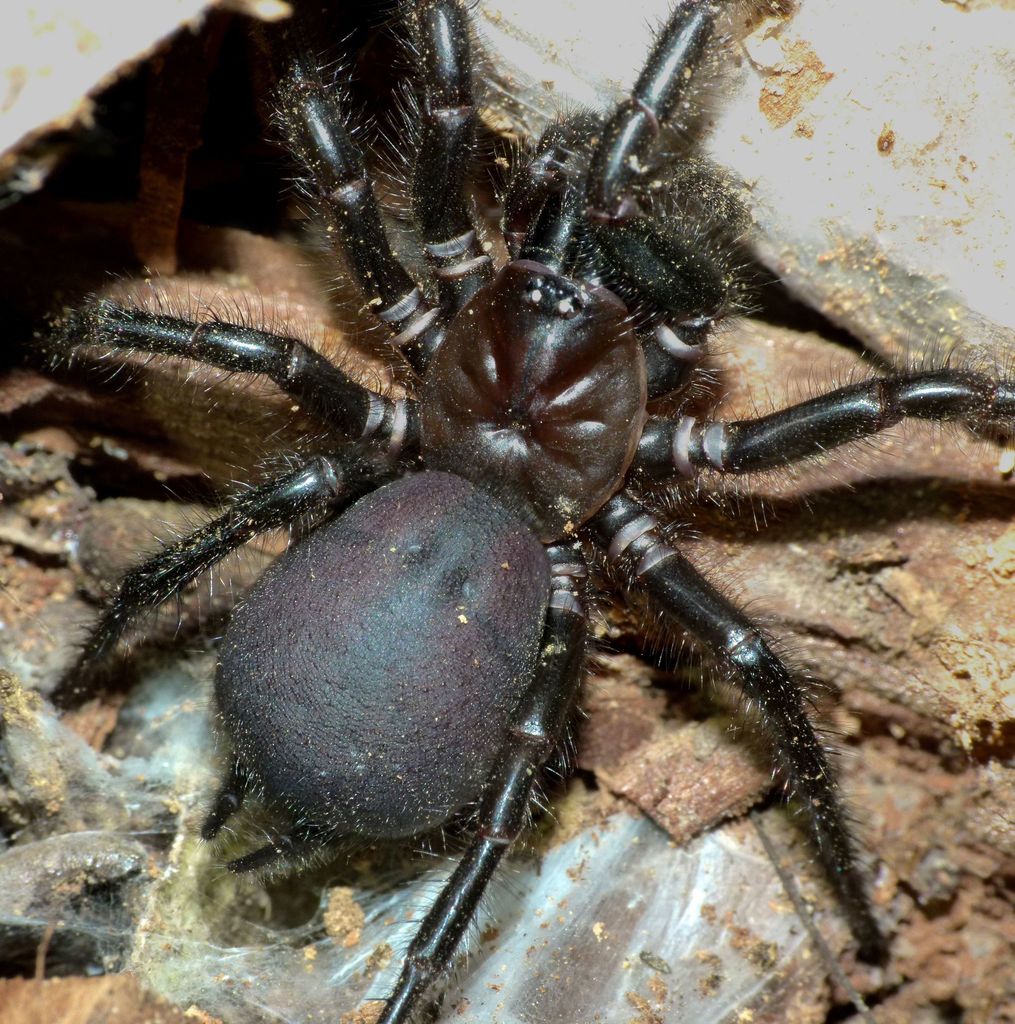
[420,261,647,540]
[214,472,550,839]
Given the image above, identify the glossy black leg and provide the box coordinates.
[582,0,731,337]
[640,320,710,399]
[59,452,382,701]
[274,54,441,373]
[587,0,715,219]
[633,369,1015,479]
[589,493,886,962]
[379,543,587,1024]
[201,762,249,841]
[43,302,418,453]
[405,0,493,310]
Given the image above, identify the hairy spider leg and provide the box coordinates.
[590,492,888,963]
[379,542,588,1024]
[42,302,417,451]
[586,0,713,219]
[584,0,733,399]
[57,452,385,702]
[406,0,494,310]
[271,0,495,374]
[633,368,1015,480]
[271,45,440,374]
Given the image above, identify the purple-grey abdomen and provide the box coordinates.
[214,472,550,839]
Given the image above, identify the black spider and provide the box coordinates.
[39,1,1013,1021]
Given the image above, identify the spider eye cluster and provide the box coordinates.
[514,260,592,320]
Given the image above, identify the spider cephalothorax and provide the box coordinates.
[39,1,1013,1021]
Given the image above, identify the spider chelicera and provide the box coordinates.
[41,1,1013,1021]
